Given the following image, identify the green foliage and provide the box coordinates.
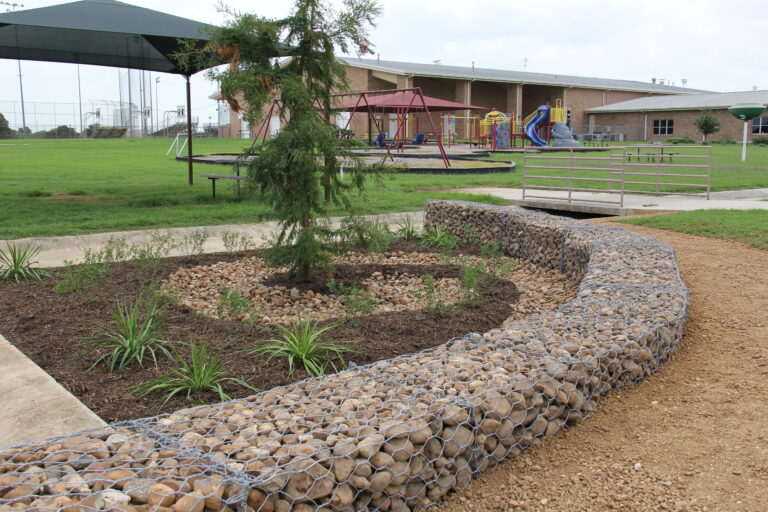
[178,229,208,258]
[665,136,696,144]
[216,287,251,319]
[693,109,721,141]
[421,225,459,250]
[337,217,396,253]
[251,314,355,377]
[417,274,446,318]
[54,259,110,296]
[752,135,768,145]
[0,242,49,282]
[81,296,174,372]
[129,233,175,271]
[222,230,254,254]
[459,259,491,306]
[183,0,385,281]
[327,278,376,324]
[0,113,13,139]
[134,343,256,405]
[395,216,420,240]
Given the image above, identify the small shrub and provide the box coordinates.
[421,225,459,250]
[134,343,256,405]
[216,287,251,319]
[0,242,49,282]
[417,274,446,318]
[251,314,355,377]
[460,260,491,306]
[81,296,174,372]
[327,278,376,325]
[222,230,254,254]
[752,135,768,145]
[338,217,396,253]
[395,216,420,240]
[54,259,109,296]
[129,233,175,271]
[665,136,696,144]
[178,229,209,258]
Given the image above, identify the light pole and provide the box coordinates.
[1,2,26,134]
[154,76,161,136]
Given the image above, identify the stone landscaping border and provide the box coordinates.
[0,201,687,512]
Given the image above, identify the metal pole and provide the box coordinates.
[155,77,160,135]
[186,74,194,186]
[17,59,26,133]
[77,64,84,137]
[741,121,748,162]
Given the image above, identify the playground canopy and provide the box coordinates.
[0,0,217,184]
[334,91,488,113]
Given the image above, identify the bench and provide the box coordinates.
[201,174,248,200]
[627,146,678,163]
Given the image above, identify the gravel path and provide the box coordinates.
[436,219,768,512]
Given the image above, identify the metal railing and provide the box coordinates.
[522,145,711,207]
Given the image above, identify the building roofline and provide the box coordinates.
[339,57,705,95]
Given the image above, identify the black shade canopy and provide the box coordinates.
[0,0,213,75]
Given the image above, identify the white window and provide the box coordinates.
[652,119,674,135]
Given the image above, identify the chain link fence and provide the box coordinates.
[0,202,687,511]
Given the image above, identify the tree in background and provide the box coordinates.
[181,0,384,281]
[694,109,721,143]
[0,114,14,139]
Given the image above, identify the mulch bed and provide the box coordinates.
[0,242,520,423]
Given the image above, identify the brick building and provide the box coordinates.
[224,57,699,140]
[585,90,768,142]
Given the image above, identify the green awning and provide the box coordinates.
[0,0,213,75]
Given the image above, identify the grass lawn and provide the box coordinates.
[618,210,768,250]
[1,138,766,238]
[489,143,768,193]
[0,138,514,239]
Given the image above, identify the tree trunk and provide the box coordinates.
[300,212,311,281]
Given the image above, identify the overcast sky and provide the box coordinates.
[1,0,766,131]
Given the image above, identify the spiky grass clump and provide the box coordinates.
[134,343,256,405]
[0,242,49,282]
[251,314,355,377]
[82,296,174,372]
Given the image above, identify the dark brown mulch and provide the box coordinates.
[0,243,519,423]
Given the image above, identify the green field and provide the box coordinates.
[0,138,514,239]
[618,210,768,250]
[1,138,766,239]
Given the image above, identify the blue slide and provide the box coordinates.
[524,105,550,147]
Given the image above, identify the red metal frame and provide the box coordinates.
[250,87,452,168]
[335,87,451,168]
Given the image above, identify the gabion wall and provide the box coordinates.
[0,201,688,512]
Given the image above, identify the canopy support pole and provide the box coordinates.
[186,74,193,186]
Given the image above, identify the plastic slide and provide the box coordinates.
[524,105,550,147]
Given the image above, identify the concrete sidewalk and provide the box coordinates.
[455,187,768,216]
[0,334,106,448]
[7,211,424,268]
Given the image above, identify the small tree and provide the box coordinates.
[182,0,384,281]
[694,109,721,142]
[0,113,14,139]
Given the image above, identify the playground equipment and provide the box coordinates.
[478,110,511,149]
[728,102,766,161]
[523,99,578,147]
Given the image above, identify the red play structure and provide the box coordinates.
[253,87,485,168]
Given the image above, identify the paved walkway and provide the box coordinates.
[8,211,424,268]
[456,187,768,215]
[0,212,423,449]
[0,334,106,448]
